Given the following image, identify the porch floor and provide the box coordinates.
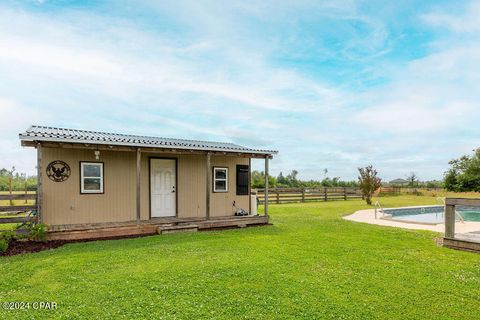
[441,231,480,253]
[48,215,269,240]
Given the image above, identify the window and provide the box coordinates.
[213,167,228,192]
[236,165,249,195]
[80,162,104,194]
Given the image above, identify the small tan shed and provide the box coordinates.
[19,126,277,238]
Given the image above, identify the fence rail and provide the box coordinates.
[0,192,37,225]
[0,194,36,201]
[377,187,401,195]
[255,187,363,204]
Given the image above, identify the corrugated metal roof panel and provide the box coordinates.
[19,125,277,156]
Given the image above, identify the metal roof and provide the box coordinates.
[389,178,409,183]
[19,125,277,156]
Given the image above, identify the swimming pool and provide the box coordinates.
[383,205,480,224]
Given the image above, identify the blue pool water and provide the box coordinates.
[383,205,480,224]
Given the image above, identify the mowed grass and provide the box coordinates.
[1,196,480,319]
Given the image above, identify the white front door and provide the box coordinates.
[150,159,176,217]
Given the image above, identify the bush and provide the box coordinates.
[0,230,18,254]
[358,165,382,205]
[0,239,8,253]
[27,223,48,242]
[1,230,16,242]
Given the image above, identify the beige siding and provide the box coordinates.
[42,148,136,225]
[210,156,250,217]
[42,147,251,225]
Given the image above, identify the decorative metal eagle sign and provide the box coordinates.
[46,160,71,182]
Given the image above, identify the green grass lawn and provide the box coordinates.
[1,195,479,319]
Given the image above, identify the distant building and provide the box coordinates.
[388,178,409,186]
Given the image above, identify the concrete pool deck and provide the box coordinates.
[344,209,480,234]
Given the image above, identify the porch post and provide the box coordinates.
[445,204,455,239]
[136,148,141,224]
[36,142,43,223]
[264,156,269,217]
[206,152,211,219]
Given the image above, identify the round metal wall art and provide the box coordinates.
[46,160,71,182]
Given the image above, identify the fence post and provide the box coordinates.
[324,187,327,201]
[343,187,347,200]
[25,180,28,204]
[301,188,305,202]
[444,204,455,239]
[9,177,13,206]
[276,189,280,204]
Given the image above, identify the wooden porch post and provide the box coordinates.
[136,148,141,224]
[264,157,269,217]
[206,152,211,220]
[445,204,455,239]
[36,142,43,223]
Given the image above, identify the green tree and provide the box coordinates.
[406,172,419,188]
[444,149,480,191]
[276,172,288,187]
[0,167,37,191]
[251,170,276,189]
[253,169,358,189]
[358,165,382,205]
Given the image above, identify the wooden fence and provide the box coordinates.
[0,193,37,224]
[255,187,363,204]
[377,187,401,195]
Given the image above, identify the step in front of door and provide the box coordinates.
[157,224,199,234]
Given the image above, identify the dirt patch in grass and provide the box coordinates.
[2,240,68,256]
[1,234,151,257]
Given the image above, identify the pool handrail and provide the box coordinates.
[374,201,383,219]
[437,197,464,223]
[455,210,465,223]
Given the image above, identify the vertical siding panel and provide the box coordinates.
[42,148,251,225]
[210,156,249,217]
[42,148,136,225]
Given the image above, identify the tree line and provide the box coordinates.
[0,167,37,191]
[251,166,382,205]
[251,170,358,189]
[444,149,480,192]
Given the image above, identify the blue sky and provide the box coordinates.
[1,0,479,181]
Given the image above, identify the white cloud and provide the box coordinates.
[422,1,480,33]
[0,98,46,174]
[0,1,479,182]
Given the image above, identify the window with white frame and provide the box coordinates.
[80,162,104,194]
[213,167,228,192]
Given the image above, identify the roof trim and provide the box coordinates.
[19,125,278,156]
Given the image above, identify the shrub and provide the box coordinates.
[358,165,382,205]
[28,223,48,242]
[1,230,16,242]
[21,223,48,242]
[0,230,18,254]
[0,239,8,253]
